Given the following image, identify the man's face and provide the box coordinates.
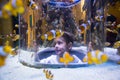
[54,37,68,55]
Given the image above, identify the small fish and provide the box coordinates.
[56,30,62,38]
[31,2,38,10]
[87,51,92,58]
[45,69,48,74]
[43,69,46,73]
[83,50,108,65]
[49,74,53,80]
[10,47,18,56]
[95,50,100,57]
[41,30,63,41]
[44,69,54,80]
[0,47,7,67]
[11,0,24,14]
[28,0,38,10]
[105,42,111,47]
[87,58,93,64]
[1,0,24,18]
[0,55,7,67]
[3,45,12,54]
[2,3,13,18]
[113,41,120,48]
[47,31,54,41]
[41,34,47,41]
[3,41,16,56]
[59,52,74,65]
[46,72,49,79]
[48,71,52,75]
[12,35,20,41]
[91,57,101,64]
[101,54,108,63]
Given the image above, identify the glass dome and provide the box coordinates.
[1,1,120,80]
[18,0,118,68]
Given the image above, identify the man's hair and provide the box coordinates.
[61,31,75,44]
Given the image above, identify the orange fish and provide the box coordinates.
[101,54,108,63]
[47,31,54,41]
[59,52,74,65]
[0,47,7,67]
[43,69,54,80]
[83,50,108,65]
[0,55,6,67]
[41,34,47,41]
[3,41,12,54]
[40,30,63,41]
[3,46,12,54]
[56,30,63,38]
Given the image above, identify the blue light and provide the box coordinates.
[48,0,81,8]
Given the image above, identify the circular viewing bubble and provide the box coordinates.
[48,0,81,8]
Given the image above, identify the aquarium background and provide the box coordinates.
[0,0,120,80]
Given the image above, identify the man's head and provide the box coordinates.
[54,31,74,56]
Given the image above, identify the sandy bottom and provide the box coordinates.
[0,54,120,80]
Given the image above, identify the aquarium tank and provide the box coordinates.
[0,0,120,80]
[17,0,120,68]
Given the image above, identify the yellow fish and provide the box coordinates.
[43,69,54,80]
[0,55,6,67]
[83,50,108,65]
[1,9,10,19]
[1,0,24,18]
[31,3,38,10]
[0,47,7,67]
[56,30,63,38]
[41,34,47,41]
[113,41,120,48]
[2,3,12,18]
[15,0,23,7]
[83,51,93,64]
[49,74,53,80]
[3,46,12,54]
[16,6,24,14]
[87,58,93,64]
[46,71,49,79]
[92,57,101,64]
[10,0,24,14]
[101,54,108,63]
[41,30,63,41]
[3,41,15,55]
[87,51,92,58]
[59,52,74,65]
[43,69,46,73]
[10,48,17,56]
[95,50,100,57]
[13,35,20,41]
[27,0,38,10]
[47,31,54,41]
